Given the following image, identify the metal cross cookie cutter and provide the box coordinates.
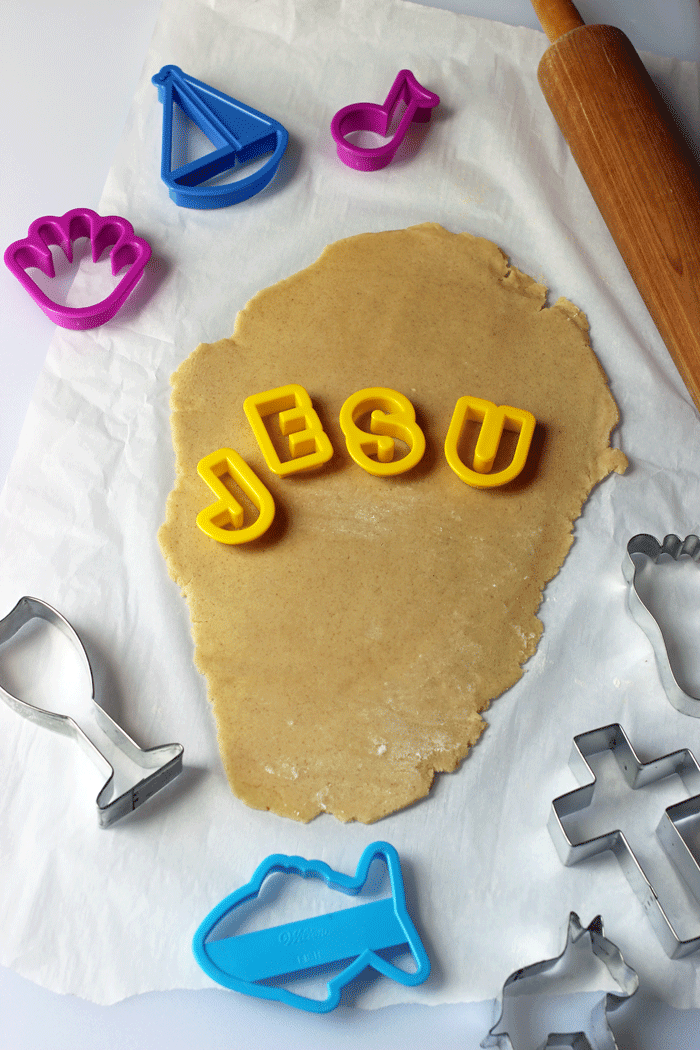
[548,723,700,958]
[482,912,638,1050]
[0,596,183,827]
[622,532,700,717]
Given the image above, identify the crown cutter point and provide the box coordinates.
[0,597,184,827]
[482,911,638,1050]
[623,533,700,717]
[548,723,700,958]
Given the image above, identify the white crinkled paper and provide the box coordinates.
[1,0,700,1010]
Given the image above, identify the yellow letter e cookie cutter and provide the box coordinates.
[339,387,426,476]
[196,449,275,544]
[444,396,535,488]
[244,384,333,476]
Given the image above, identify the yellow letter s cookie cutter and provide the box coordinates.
[196,449,275,544]
[444,396,535,488]
[339,387,426,476]
[244,384,333,476]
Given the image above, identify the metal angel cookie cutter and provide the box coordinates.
[482,912,638,1050]
[0,597,183,827]
[623,532,700,717]
[548,724,700,958]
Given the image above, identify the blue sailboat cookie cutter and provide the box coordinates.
[152,65,289,208]
[192,841,430,1012]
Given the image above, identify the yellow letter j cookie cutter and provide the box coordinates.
[196,449,275,544]
[444,396,535,488]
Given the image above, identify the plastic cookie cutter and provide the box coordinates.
[482,912,638,1050]
[196,448,275,544]
[331,69,440,171]
[444,396,536,489]
[152,65,289,208]
[0,597,183,827]
[339,387,426,476]
[192,840,430,1013]
[623,533,700,717]
[243,384,334,476]
[548,723,700,958]
[4,208,151,330]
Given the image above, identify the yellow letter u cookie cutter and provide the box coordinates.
[196,449,275,544]
[244,384,333,476]
[339,387,426,476]
[444,396,535,488]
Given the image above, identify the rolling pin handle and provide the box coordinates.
[531,0,585,43]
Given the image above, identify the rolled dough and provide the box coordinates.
[159,223,626,823]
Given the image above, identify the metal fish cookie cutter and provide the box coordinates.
[0,597,183,827]
[548,723,700,958]
[623,533,700,717]
[482,912,638,1050]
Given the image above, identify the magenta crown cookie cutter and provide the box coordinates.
[4,207,151,330]
[331,69,440,171]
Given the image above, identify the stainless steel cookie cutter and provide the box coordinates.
[548,723,700,958]
[482,912,638,1050]
[623,533,700,717]
[0,596,183,826]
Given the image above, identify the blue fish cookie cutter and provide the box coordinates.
[152,65,289,209]
[192,840,430,1012]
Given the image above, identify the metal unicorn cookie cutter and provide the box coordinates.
[0,597,183,827]
[548,723,700,958]
[623,533,700,717]
[482,912,638,1050]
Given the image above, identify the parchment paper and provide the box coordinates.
[2,0,700,1010]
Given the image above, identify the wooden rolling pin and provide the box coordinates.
[531,0,700,411]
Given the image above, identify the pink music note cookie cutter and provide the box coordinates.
[4,208,151,330]
[330,69,440,172]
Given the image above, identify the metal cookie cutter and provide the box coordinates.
[623,533,700,717]
[0,597,183,827]
[482,912,638,1050]
[331,69,440,171]
[548,724,700,958]
[192,840,430,1013]
[4,208,151,330]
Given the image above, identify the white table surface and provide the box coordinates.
[2,2,700,1047]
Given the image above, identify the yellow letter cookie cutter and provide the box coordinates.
[196,448,275,544]
[339,387,426,476]
[444,396,535,488]
[243,384,333,476]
